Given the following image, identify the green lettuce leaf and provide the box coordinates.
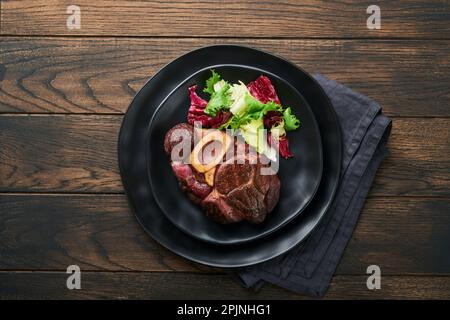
[223,94,283,129]
[283,107,301,131]
[229,82,250,116]
[203,70,222,95]
[204,82,232,117]
[245,95,283,117]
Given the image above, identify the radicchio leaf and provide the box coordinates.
[187,85,231,128]
[247,75,281,105]
[209,111,232,129]
[263,110,283,128]
[268,132,294,159]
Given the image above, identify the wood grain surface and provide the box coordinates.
[0,116,448,196]
[0,0,449,299]
[1,272,449,299]
[1,38,449,116]
[2,0,449,38]
[0,194,448,274]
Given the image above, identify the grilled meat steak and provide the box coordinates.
[164,123,280,224]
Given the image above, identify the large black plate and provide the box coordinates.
[118,45,341,267]
[147,65,323,245]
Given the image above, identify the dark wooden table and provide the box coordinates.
[0,1,449,299]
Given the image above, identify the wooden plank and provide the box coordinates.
[0,116,448,196]
[1,1,449,38]
[371,118,450,197]
[0,194,206,272]
[0,195,448,274]
[0,115,123,193]
[0,272,449,299]
[339,197,450,275]
[1,37,449,116]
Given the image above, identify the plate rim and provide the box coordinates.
[145,63,324,245]
[118,44,342,267]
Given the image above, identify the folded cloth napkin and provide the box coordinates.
[233,74,392,297]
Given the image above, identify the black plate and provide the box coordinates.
[118,45,341,267]
[147,65,323,245]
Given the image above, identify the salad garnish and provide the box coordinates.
[187,70,301,159]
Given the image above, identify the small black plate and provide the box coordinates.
[118,45,341,267]
[147,65,323,245]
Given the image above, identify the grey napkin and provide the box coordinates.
[233,74,392,297]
